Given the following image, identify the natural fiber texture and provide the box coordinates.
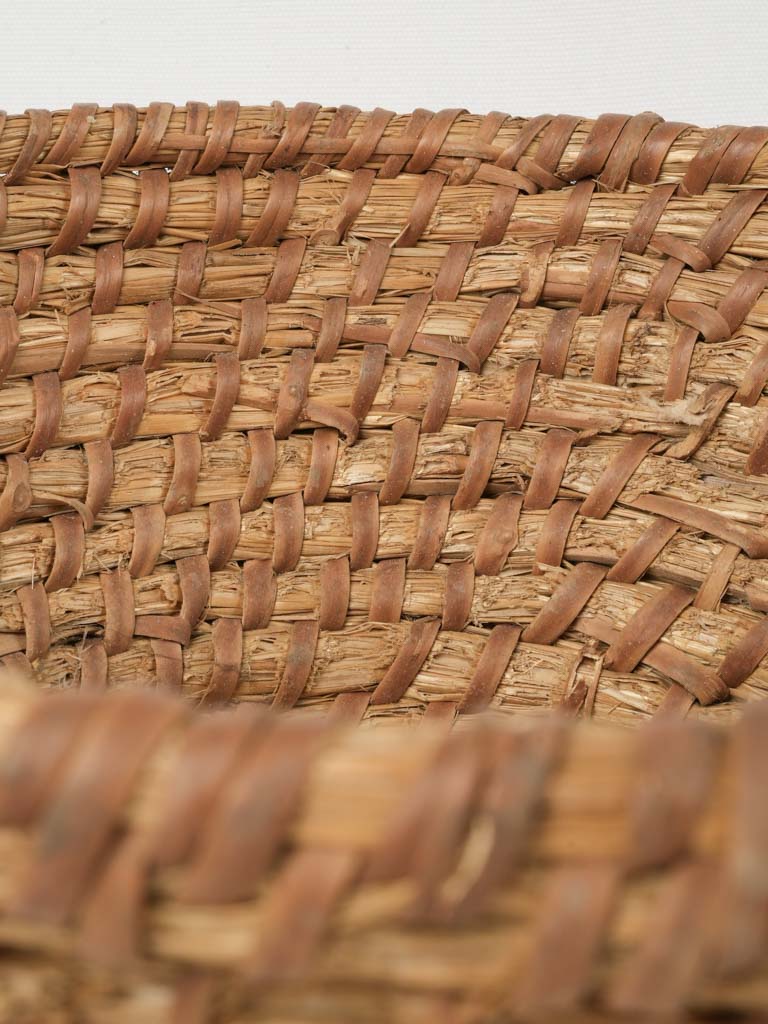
[0,497,767,602]
[2,102,768,1022]
[1,105,768,189]
[0,684,765,1023]
[1,241,768,320]
[0,347,763,453]
[0,544,764,719]
[15,616,761,726]
[0,422,765,553]
[5,172,768,255]
[3,413,768,715]
[0,298,765,385]
[1,105,768,727]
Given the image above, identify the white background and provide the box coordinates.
[5,0,768,126]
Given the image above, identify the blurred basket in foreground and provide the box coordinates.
[0,684,765,1022]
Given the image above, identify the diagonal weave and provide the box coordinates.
[1,98,768,1024]
[1,104,768,187]
[0,685,765,1021]
[0,104,768,728]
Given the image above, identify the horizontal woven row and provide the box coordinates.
[3,172,768,254]
[1,495,767,604]
[0,298,766,383]
[0,685,764,1022]
[0,355,765,461]
[2,104,768,187]
[0,518,763,709]
[4,425,766,531]
[1,240,767,321]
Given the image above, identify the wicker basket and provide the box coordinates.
[0,104,767,729]
[0,99,768,1020]
[0,684,765,1022]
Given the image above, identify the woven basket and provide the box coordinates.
[1,98,768,1021]
[0,104,767,729]
[0,684,765,1023]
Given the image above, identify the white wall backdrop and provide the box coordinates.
[5,0,767,125]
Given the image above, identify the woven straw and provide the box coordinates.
[0,105,768,188]
[4,172,768,254]
[0,684,765,1022]
[0,299,765,383]
[1,240,768,318]
[1,99,768,1022]
[1,104,768,728]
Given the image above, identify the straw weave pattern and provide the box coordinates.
[0,105,765,727]
[0,685,763,1022]
[0,98,768,1022]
